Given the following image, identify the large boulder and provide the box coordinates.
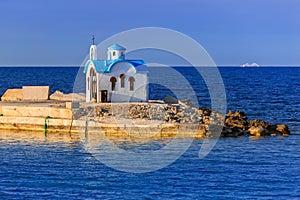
[248,119,269,128]
[164,95,178,104]
[248,119,290,136]
[248,119,270,136]
[275,124,290,136]
[225,110,248,130]
[249,126,268,136]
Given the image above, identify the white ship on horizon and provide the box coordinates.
[242,62,260,67]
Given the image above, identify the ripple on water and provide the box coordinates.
[0,67,299,199]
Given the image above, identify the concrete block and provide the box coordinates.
[1,89,23,101]
[22,86,49,100]
[1,106,73,119]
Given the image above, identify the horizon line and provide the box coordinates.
[0,64,300,67]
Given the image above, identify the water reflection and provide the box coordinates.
[0,130,80,145]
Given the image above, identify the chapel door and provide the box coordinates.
[101,90,108,102]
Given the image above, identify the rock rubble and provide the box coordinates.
[73,98,290,138]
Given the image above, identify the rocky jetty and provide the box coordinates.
[74,97,290,138]
[0,89,290,138]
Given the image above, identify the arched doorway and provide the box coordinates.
[90,68,97,102]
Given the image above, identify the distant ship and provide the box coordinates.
[241,62,260,67]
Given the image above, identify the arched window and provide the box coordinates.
[119,74,126,88]
[129,77,135,91]
[113,51,116,56]
[110,77,117,91]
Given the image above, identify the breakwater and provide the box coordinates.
[0,94,290,138]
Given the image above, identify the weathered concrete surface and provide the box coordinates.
[81,122,207,139]
[0,115,207,139]
[0,105,73,119]
[0,116,76,133]
[1,89,23,101]
[22,86,49,100]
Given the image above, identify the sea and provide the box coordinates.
[0,66,299,199]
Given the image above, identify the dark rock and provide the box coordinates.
[199,107,211,116]
[225,110,248,130]
[249,119,269,128]
[275,124,290,135]
[248,119,290,136]
[179,98,194,107]
[249,125,269,136]
[164,95,178,104]
[222,126,245,137]
[206,124,223,138]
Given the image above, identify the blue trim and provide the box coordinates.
[84,60,110,73]
[84,59,148,74]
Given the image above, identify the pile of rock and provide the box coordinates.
[73,105,111,120]
[71,98,290,137]
[130,104,151,119]
[221,110,290,137]
[222,110,249,137]
[95,105,111,117]
[129,101,290,137]
[128,102,206,124]
[248,119,290,136]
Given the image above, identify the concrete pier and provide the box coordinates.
[0,100,207,139]
[0,89,290,139]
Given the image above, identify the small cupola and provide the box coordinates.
[107,44,126,60]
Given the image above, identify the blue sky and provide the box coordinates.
[0,0,299,66]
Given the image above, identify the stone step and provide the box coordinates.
[0,105,73,119]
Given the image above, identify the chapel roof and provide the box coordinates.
[107,44,126,51]
[83,59,148,74]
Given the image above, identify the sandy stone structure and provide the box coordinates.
[1,86,49,101]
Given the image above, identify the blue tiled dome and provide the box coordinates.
[107,44,126,50]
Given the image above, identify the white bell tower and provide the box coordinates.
[107,44,126,60]
[89,35,97,60]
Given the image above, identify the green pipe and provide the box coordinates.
[44,116,52,136]
[0,114,3,117]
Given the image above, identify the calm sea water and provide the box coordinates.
[0,67,299,199]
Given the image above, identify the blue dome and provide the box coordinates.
[107,44,126,50]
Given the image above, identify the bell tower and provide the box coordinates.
[89,35,97,60]
[107,44,126,60]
